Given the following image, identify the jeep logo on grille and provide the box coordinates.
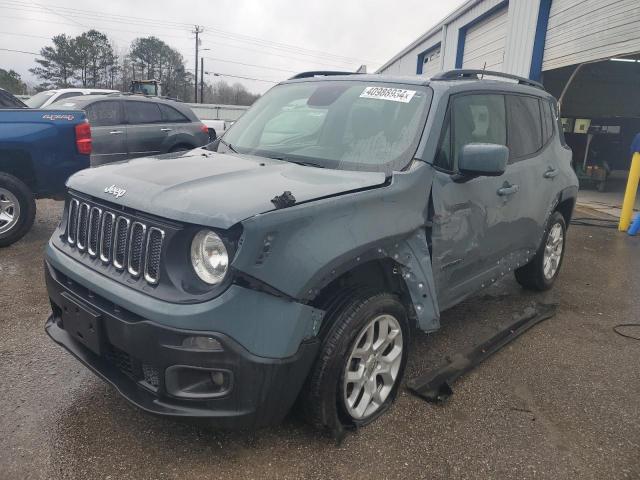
[104,185,127,198]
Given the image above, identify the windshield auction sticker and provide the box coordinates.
[359,86,416,103]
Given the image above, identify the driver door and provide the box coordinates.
[430,93,520,310]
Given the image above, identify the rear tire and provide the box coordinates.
[515,211,566,291]
[0,173,36,247]
[300,291,409,433]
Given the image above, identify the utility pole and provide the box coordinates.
[192,25,203,102]
[200,57,204,104]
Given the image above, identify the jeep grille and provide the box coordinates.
[65,198,164,285]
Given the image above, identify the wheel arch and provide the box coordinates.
[309,258,414,332]
[555,190,577,227]
[0,149,37,191]
[304,233,441,336]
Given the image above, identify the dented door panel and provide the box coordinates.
[430,169,515,310]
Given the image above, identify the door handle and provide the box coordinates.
[543,168,558,179]
[497,184,519,196]
[109,130,123,135]
[160,128,172,132]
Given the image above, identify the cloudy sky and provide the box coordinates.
[0,0,465,93]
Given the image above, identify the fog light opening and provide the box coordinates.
[181,336,224,352]
[165,366,232,399]
[211,371,225,387]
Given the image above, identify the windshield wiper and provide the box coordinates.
[291,160,325,168]
[266,156,325,168]
[218,138,237,153]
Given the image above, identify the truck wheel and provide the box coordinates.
[301,291,409,432]
[0,173,36,247]
[515,211,566,291]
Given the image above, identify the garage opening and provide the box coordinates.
[542,55,640,212]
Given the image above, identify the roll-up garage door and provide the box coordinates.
[421,47,442,77]
[543,0,640,71]
[462,7,508,71]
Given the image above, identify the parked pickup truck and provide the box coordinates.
[0,109,91,246]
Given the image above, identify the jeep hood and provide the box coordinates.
[67,149,387,229]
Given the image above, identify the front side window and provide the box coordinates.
[86,101,121,127]
[219,81,432,173]
[506,95,543,161]
[125,101,162,124]
[436,93,507,171]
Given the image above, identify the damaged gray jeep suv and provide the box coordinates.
[45,70,578,433]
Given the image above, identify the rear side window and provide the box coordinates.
[159,103,189,122]
[85,101,121,127]
[125,101,162,124]
[506,95,542,161]
[435,94,507,171]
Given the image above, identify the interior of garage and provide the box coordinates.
[542,54,640,197]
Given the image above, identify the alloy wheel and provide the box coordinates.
[343,314,403,420]
[543,222,564,280]
[0,187,20,236]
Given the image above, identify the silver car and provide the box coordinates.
[45,95,210,166]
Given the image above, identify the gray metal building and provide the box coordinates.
[379,0,640,186]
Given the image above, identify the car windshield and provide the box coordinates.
[25,91,56,108]
[218,80,432,172]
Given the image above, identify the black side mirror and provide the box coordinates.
[458,143,508,178]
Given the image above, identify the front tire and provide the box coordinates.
[300,291,409,432]
[515,211,567,291]
[0,173,36,247]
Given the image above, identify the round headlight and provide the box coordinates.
[190,230,229,285]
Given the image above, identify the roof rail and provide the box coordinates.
[431,69,544,90]
[288,71,359,80]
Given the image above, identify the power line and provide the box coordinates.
[0,31,51,40]
[0,47,39,55]
[185,68,280,84]
[208,72,279,84]
[1,0,379,65]
[4,0,370,68]
[0,29,303,77]
[202,56,298,74]
[0,12,357,70]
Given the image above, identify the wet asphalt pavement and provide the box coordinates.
[1,199,639,479]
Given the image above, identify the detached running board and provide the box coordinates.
[407,303,558,403]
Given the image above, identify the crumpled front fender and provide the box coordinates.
[231,162,441,333]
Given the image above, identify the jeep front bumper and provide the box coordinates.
[44,250,321,428]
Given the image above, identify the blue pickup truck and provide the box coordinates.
[0,105,91,246]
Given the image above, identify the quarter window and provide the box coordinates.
[125,101,162,124]
[159,103,189,122]
[506,95,542,161]
[541,100,555,145]
[85,101,121,127]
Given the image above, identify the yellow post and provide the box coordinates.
[619,152,640,231]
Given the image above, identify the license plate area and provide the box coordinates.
[60,292,103,355]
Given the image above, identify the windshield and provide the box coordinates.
[25,91,56,108]
[219,80,431,172]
